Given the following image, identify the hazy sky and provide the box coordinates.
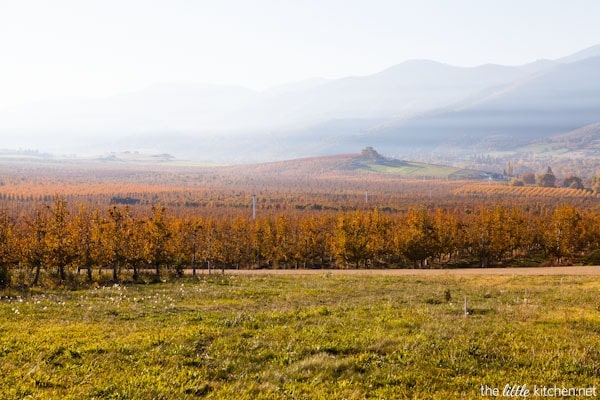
[1,0,599,109]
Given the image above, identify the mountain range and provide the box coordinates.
[2,44,600,163]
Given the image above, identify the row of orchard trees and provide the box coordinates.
[1,198,600,286]
[332,204,600,268]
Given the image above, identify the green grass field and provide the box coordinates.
[364,161,460,178]
[1,274,599,399]
[360,161,489,180]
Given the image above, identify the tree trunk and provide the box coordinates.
[58,265,66,282]
[113,263,119,281]
[32,263,41,286]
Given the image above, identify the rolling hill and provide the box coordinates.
[219,147,502,181]
[0,146,500,181]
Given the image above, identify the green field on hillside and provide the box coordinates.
[362,161,489,179]
[366,162,458,177]
[1,274,599,399]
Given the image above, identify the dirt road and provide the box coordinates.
[214,266,600,276]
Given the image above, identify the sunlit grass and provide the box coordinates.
[365,162,460,177]
[1,274,599,399]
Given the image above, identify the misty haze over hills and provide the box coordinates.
[2,44,600,163]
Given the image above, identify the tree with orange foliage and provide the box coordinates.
[229,216,253,269]
[144,205,172,278]
[431,208,463,264]
[0,209,15,287]
[104,206,132,281]
[543,204,583,264]
[23,207,49,286]
[71,205,102,282]
[252,217,275,268]
[365,209,392,267]
[274,215,293,269]
[45,197,76,282]
[468,206,528,267]
[333,211,378,268]
[296,215,332,268]
[396,208,437,268]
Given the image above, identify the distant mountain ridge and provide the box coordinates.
[366,56,600,152]
[1,44,600,162]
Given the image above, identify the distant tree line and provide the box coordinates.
[507,167,588,191]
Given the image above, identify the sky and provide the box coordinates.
[1,0,599,109]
